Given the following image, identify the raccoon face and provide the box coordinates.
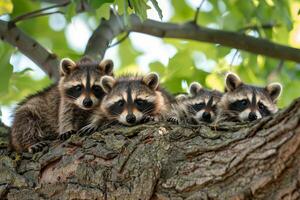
[178,82,222,123]
[221,73,282,122]
[100,73,162,126]
[59,57,114,110]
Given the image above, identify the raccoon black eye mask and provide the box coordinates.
[218,72,282,122]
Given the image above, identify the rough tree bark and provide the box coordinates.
[0,97,299,200]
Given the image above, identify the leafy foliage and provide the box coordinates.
[0,0,13,15]
[0,0,300,114]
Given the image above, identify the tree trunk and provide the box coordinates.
[0,98,299,200]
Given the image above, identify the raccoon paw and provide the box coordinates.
[77,125,98,137]
[141,115,155,123]
[167,117,179,124]
[28,141,48,153]
[59,130,76,141]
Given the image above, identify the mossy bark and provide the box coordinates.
[0,98,299,200]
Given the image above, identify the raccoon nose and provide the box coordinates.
[126,114,136,124]
[202,112,211,122]
[248,112,257,121]
[83,98,93,108]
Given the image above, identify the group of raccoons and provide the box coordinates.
[10,57,283,153]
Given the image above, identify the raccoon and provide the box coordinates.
[167,82,223,124]
[10,57,114,153]
[78,73,174,135]
[217,72,282,122]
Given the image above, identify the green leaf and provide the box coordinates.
[90,0,114,9]
[0,0,13,15]
[118,38,142,68]
[149,61,165,75]
[0,63,13,95]
[0,44,13,95]
[0,73,52,105]
[149,0,163,20]
[65,2,77,22]
[96,3,111,19]
[129,0,150,20]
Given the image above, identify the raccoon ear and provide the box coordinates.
[266,82,282,102]
[225,72,242,91]
[176,94,188,101]
[143,72,159,90]
[60,58,77,76]
[99,59,114,75]
[189,82,203,96]
[100,76,116,93]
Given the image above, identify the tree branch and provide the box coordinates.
[84,11,126,61]
[85,12,300,63]
[0,20,60,81]
[11,1,69,23]
[1,97,300,199]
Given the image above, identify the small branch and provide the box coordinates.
[194,0,205,24]
[108,32,130,48]
[268,60,284,81]
[238,22,279,32]
[230,49,239,70]
[11,1,70,23]
[0,20,60,81]
[13,11,64,23]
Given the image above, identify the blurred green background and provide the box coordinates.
[0,0,300,125]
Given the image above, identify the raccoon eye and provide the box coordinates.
[229,99,249,111]
[241,99,248,106]
[192,103,205,111]
[75,85,82,91]
[257,101,271,116]
[116,99,125,107]
[135,99,146,106]
[211,104,217,111]
[92,85,102,92]
[258,102,266,110]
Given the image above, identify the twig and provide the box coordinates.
[268,60,284,81]
[238,22,279,32]
[194,0,205,24]
[230,49,239,70]
[108,32,130,48]
[13,11,64,23]
[11,1,70,23]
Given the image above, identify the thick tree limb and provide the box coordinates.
[85,13,300,63]
[84,12,126,61]
[0,97,299,199]
[0,20,60,81]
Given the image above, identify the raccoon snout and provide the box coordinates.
[126,114,136,124]
[202,112,211,122]
[248,112,257,121]
[83,98,93,108]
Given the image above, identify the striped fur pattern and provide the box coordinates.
[78,73,175,135]
[217,73,282,122]
[167,82,223,124]
[10,57,114,153]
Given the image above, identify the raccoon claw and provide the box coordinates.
[28,141,48,153]
[78,125,98,137]
[167,117,179,124]
[141,115,155,123]
[59,130,76,141]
